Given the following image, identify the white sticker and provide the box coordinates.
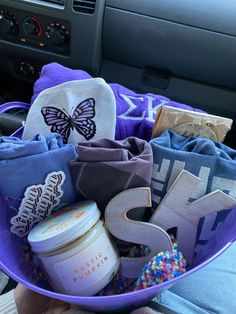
[10,171,65,237]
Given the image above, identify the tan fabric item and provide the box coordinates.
[0,289,18,314]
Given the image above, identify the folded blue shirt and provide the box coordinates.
[150,130,236,253]
[0,133,78,237]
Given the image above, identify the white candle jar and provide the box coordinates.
[28,201,120,296]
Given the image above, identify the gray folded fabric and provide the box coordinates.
[69,137,153,219]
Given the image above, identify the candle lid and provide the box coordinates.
[28,200,100,253]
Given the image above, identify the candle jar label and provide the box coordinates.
[53,232,118,295]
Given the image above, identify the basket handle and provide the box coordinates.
[0,101,30,138]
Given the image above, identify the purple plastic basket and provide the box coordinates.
[1,191,236,312]
[1,102,236,311]
[0,194,236,312]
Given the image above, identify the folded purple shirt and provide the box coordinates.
[32,63,203,142]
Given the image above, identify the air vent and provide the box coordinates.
[39,0,64,5]
[22,0,64,6]
[73,0,96,14]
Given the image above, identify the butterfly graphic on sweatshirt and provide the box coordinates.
[41,98,96,143]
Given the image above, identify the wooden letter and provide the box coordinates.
[150,170,236,264]
[105,187,172,278]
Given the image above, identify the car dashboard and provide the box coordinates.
[0,0,236,145]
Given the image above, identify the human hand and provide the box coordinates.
[14,284,70,314]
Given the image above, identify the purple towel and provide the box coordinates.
[32,63,203,142]
[69,137,153,218]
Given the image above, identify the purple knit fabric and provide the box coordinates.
[32,63,92,102]
[32,63,203,141]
